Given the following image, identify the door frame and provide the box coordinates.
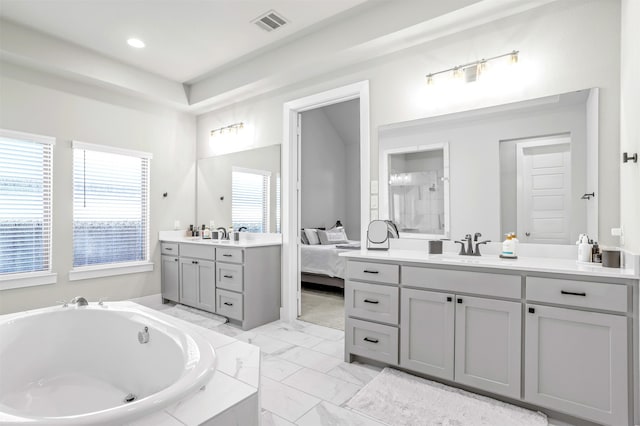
[281,80,370,321]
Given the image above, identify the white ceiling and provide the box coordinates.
[0,0,369,83]
[0,0,557,112]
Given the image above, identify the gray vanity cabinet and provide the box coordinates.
[161,255,180,303]
[400,288,454,380]
[525,304,628,426]
[179,258,216,313]
[454,295,521,399]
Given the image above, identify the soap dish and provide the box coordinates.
[499,255,518,259]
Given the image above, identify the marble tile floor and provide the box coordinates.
[146,301,384,425]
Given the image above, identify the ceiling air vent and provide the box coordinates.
[253,10,288,32]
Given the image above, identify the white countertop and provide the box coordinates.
[159,230,281,248]
[340,249,640,280]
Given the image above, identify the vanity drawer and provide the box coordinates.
[345,280,399,325]
[347,261,399,284]
[216,289,243,320]
[346,318,398,364]
[161,242,179,256]
[526,277,628,313]
[402,266,521,299]
[180,243,215,260]
[216,263,244,292]
[217,248,243,264]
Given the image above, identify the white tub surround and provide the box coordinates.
[0,301,216,425]
[0,302,260,426]
[340,248,639,426]
[160,234,281,330]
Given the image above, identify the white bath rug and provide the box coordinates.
[347,368,548,426]
[162,304,227,329]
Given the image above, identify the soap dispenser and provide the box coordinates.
[500,233,518,259]
[577,234,592,263]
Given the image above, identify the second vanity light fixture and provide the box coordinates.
[210,122,244,138]
[426,50,519,85]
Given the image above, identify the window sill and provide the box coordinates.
[0,272,57,291]
[69,262,154,281]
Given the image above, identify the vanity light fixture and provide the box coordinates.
[426,50,519,85]
[210,122,244,137]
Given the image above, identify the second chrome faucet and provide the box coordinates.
[455,233,491,256]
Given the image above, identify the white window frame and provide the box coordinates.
[69,141,153,281]
[0,128,57,290]
[232,166,271,233]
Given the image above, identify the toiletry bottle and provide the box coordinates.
[203,225,211,239]
[187,224,194,237]
[592,242,601,263]
[501,233,516,258]
[578,235,592,262]
[228,226,234,241]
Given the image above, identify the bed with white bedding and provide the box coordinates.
[300,240,360,287]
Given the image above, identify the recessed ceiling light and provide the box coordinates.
[127,38,145,48]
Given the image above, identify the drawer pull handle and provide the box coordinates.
[223,302,233,306]
[457,298,463,304]
[363,299,379,304]
[363,337,379,343]
[192,260,199,264]
[561,290,586,297]
[446,296,452,302]
[528,307,535,314]
[223,254,233,257]
[223,275,233,279]
[363,270,379,274]
[174,258,178,262]
[165,247,173,251]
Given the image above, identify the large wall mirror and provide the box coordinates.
[197,144,281,233]
[379,88,598,244]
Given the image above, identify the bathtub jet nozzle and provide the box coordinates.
[138,326,150,344]
[124,393,137,403]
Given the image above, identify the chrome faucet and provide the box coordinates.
[216,227,228,240]
[71,296,89,307]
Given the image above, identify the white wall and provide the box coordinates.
[300,108,347,232]
[195,0,621,246]
[0,62,196,315]
[620,0,640,254]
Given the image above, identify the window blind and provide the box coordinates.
[0,130,54,275]
[72,143,150,268]
[232,168,270,233]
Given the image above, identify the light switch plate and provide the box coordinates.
[370,180,378,194]
[370,195,378,209]
[174,220,181,230]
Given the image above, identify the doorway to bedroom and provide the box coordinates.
[298,99,361,330]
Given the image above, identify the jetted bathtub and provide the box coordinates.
[0,301,216,425]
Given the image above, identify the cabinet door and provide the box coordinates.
[525,304,628,426]
[454,295,521,399]
[179,258,199,306]
[198,260,216,313]
[161,255,180,302]
[400,288,454,380]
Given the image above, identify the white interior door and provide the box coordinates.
[296,113,302,316]
[517,137,571,244]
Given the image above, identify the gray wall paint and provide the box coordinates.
[0,63,196,315]
[301,102,361,240]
